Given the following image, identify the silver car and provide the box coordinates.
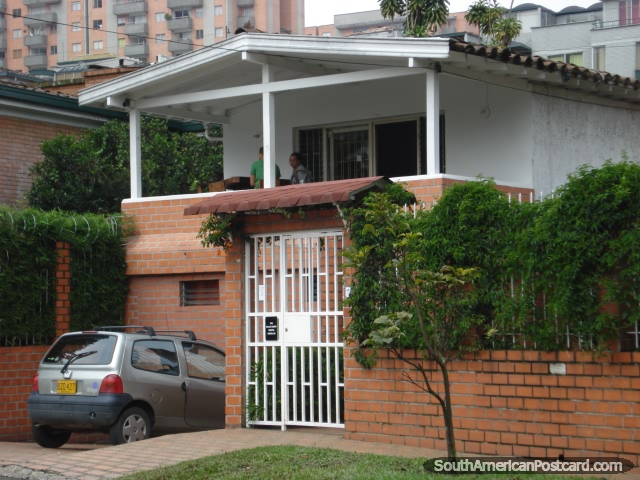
[28,326,226,448]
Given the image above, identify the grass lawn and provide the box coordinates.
[121,446,593,480]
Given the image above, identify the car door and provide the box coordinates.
[181,342,226,429]
[127,339,186,429]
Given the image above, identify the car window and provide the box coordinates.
[182,342,226,381]
[131,340,180,376]
[44,334,117,365]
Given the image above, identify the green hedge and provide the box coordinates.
[344,159,640,352]
[0,208,130,346]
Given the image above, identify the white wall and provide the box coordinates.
[223,71,639,194]
[532,95,640,196]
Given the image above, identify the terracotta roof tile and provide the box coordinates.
[184,176,393,215]
[449,38,640,90]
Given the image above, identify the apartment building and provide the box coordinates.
[303,9,478,38]
[511,1,640,79]
[0,0,304,74]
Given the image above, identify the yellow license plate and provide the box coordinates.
[56,380,77,395]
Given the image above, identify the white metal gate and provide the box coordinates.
[245,231,345,429]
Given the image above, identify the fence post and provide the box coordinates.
[55,241,71,337]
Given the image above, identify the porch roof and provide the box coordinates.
[184,176,392,215]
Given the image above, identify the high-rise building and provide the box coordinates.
[0,0,304,75]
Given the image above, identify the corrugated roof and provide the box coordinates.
[184,176,393,215]
[448,38,640,90]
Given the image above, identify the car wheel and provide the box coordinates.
[32,425,72,448]
[110,407,151,445]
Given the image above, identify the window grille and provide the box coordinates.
[181,280,220,306]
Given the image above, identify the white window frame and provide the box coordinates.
[93,40,103,50]
[215,27,224,37]
[155,12,165,23]
[72,22,81,31]
[71,1,81,11]
[155,33,165,43]
[12,29,22,39]
[214,5,223,16]
[72,43,82,52]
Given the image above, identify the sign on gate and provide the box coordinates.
[265,317,278,341]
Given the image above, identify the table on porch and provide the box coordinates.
[208,176,291,192]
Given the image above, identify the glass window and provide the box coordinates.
[43,334,117,366]
[93,0,102,8]
[12,49,23,59]
[72,22,81,31]
[215,27,224,38]
[241,7,253,16]
[155,33,165,43]
[12,8,21,17]
[49,24,57,34]
[29,47,46,56]
[118,37,125,48]
[12,29,22,39]
[132,340,179,376]
[196,29,203,39]
[594,46,606,71]
[567,52,583,66]
[93,40,103,50]
[195,8,203,18]
[50,45,58,55]
[72,43,82,52]
[155,12,165,23]
[93,19,102,29]
[174,9,189,18]
[183,342,225,381]
[117,16,126,26]
[214,5,223,16]
[322,32,331,37]
[71,1,81,11]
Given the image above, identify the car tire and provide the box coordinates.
[32,425,72,449]
[110,407,151,445]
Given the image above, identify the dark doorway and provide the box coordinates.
[375,120,418,178]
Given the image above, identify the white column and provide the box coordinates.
[129,108,142,199]
[262,64,277,188]
[425,69,440,175]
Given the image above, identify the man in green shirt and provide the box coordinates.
[250,147,281,188]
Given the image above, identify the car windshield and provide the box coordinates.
[43,334,117,365]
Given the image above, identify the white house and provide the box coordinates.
[78,33,640,198]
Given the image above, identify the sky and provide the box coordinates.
[305,0,600,26]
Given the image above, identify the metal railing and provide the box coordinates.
[593,18,640,29]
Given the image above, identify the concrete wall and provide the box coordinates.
[592,24,640,78]
[532,22,594,67]
[531,94,640,196]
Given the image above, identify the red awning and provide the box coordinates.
[184,177,392,215]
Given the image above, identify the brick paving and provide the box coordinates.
[0,428,638,480]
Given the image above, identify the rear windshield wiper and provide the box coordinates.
[61,350,97,374]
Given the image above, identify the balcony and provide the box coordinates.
[593,18,640,29]
[123,22,148,35]
[237,15,255,28]
[113,0,147,16]
[237,0,254,6]
[0,0,6,10]
[24,34,48,47]
[23,12,57,27]
[0,58,5,69]
[124,43,148,59]
[167,0,202,9]
[168,36,192,54]
[0,37,6,49]
[0,17,5,31]
[167,16,192,32]
[24,0,61,6]
[24,54,48,69]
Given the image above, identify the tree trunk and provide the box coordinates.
[440,364,457,459]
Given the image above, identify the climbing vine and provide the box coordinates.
[344,158,640,353]
[0,208,131,346]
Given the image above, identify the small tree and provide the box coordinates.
[28,118,223,214]
[378,0,450,37]
[343,189,480,459]
[465,0,521,47]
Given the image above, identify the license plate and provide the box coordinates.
[56,380,77,395]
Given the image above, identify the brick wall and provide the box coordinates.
[343,348,640,465]
[0,117,81,206]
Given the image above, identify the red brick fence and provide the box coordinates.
[344,348,640,465]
